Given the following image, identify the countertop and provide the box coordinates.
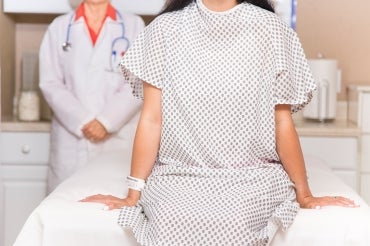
[1,116,51,132]
[347,84,370,92]
[1,117,361,137]
[293,118,361,137]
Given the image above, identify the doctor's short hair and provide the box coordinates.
[69,0,82,9]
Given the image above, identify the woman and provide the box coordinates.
[39,0,144,192]
[81,0,357,245]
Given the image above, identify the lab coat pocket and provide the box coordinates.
[104,69,126,93]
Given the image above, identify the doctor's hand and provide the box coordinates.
[298,195,359,209]
[80,190,141,210]
[82,119,109,142]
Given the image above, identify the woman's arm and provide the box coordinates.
[126,81,162,202]
[80,81,162,209]
[275,104,357,208]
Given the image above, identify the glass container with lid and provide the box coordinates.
[18,52,40,121]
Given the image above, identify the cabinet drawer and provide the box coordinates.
[299,136,358,170]
[3,0,70,13]
[3,0,164,15]
[0,132,50,165]
[361,93,370,133]
[332,170,357,191]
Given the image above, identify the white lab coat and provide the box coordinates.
[39,8,144,192]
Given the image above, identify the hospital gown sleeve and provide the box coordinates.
[119,16,166,99]
[271,19,317,113]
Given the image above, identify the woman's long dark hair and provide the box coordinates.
[160,0,274,14]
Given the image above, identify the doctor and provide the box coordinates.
[39,0,144,192]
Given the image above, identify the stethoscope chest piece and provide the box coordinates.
[62,42,72,52]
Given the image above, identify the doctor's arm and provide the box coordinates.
[274,104,357,209]
[39,26,94,138]
[95,82,142,134]
[81,81,162,208]
[82,90,141,142]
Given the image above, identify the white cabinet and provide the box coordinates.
[361,173,370,206]
[3,0,165,15]
[348,87,370,133]
[0,132,49,246]
[360,133,370,203]
[299,136,359,191]
[348,85,370,204]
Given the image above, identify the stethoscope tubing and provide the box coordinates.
[62,10,129,53]
[62,9,130,72]
[62,14,74,51]
[110,10,130,66]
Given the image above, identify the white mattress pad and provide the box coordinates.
[14,153,370,246]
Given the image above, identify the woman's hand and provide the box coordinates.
[298,195,359,209]
[80,190,141,210]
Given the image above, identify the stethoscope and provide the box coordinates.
[62,10,130,71]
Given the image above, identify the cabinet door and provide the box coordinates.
[299,136,358,191]
[0,166,48,246]
[360,135,370,205]
[3,0,165,15]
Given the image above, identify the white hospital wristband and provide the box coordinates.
[126,176,146,191]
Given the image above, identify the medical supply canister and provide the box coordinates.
[303,58,339,121]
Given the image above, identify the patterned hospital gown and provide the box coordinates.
[118,0,316,245]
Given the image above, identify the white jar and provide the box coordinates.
[18,90,40,121]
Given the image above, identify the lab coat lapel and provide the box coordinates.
[89,18,113,69]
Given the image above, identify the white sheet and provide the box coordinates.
[14,153,370,246]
